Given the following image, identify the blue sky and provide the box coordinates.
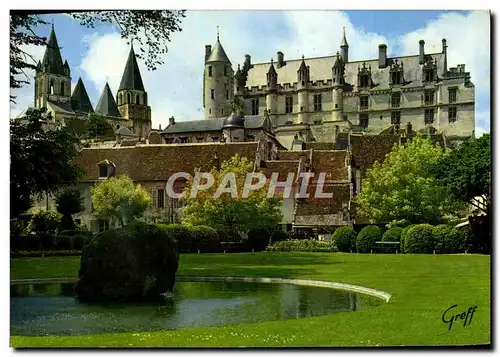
[10,10,490,136]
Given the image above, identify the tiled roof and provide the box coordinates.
[277,150,310,162]
[245,52,445,90]
[95,83,122,118]
[73,142,259,181]
[295,183,351,217]
[47,100,75,114]
[261,160,300,181]
[311,150,349,181]
[304,142,336,150]
[350,134,399,174]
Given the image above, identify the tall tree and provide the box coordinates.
[181,154,283,240]
[10,108,83,218]
[10,10,186,101]
[91,175,152,227]
[431,133,491,215]
[55,188,84,231]
[355,135,463,226]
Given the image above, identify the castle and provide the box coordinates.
[25,25,476,234]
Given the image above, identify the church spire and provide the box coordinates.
[41,25,65,75]
[71,77,94,114]
[118,46,145,91]
[340,27,349,63]
[95,82,121,117]
[341,26,348,47]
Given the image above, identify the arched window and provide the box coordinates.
[136,94,140,104]
[127,92,131,104]
[60,82,65,95]
[118,93,122,105]
[116,124,120,129]
[50,80,54,94]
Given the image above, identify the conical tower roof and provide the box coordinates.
[267,59,277,75]
[341,27,348,47]
[333,52,342,68]
[95,83,121,117]
[41,25,65,75]
[298,55,308,72]
[118,46,145,91]
[206,34,231,63]
[71,77,94,114]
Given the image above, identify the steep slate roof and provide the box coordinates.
[118,46,145,91]
[206,38,231,63]
[162,115,267,134]
[73,142,259,181]
[47,100,74,114]
[41,25,65,75]
[115,126,137,137]
[245,51,445,89]
[95,83,122,118]
[71,78,94,114]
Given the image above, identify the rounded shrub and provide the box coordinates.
[270,230,289,244]
[404,224,435,254]
[382,227,403,243]
[433,224,452,253]
[330,226,356,252]
[443,228,465,254]
[27,211,61,236]
[190,225,219,253]
[157,224,193,253]
[247,228,272,251]
[76,222,179,303]
[400,224,416,253]
[356,226,382,253]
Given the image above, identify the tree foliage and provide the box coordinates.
[10,10,186,101]
[91,175,152,226]
[355,136,461,226]
[431,133,491,215]
[10,108,83,218]
[55,187,84,231]
[181,154,283,240]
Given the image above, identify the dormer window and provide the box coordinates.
[98,159,116,179]
[389,59,404,85]
[357,62,372,88]
[422,58,438,83]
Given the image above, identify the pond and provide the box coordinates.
[11,281,382,336]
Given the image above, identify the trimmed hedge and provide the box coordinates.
[190,225,219,253]
[404,224,435,254]
[247,228,272,252]
[382,227,403,243]
[356,226,382,253]
[443,228,465,254]
[266,239,335,252]
[270,230,289,244]
[400,224,416,252]
[11,234,92,252]
[330,226,356,252]
[156,224,193,253]
[11,250,82,258]
[433,224,452,253]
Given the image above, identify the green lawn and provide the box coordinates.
[10,252,490,347]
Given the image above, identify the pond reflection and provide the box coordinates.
[11,281,382,336]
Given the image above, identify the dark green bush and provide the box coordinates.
[72,235,90,250]
[40,234,57,250]
[270,230,289,244]
[56,235,73,250]
[27,211,61,236]
[266,239,334,252]
[59,230,93,237]
[404,224,435,254]
[20,235,42,251]
[400,224,416,252]
[76,222,179,303]
[382,227,403,242]
[247,228,272,251]
[442,228,465,254]
[330,226,356,252]
[157,224,193,253]
[190,225,219,253]
[433,224,452,253]
[356,226,382,253]
[11,250,82,258]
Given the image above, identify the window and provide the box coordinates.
[136,94,140,104]
[424,68,435,82]
[449,88,457,103]
[50,80,54,94]
[98,165,108,178]
[448,107,457,123]
[220,108,224,115]
[359,95,369,110]
[98,219,109,232]
[127,92,131,103]
[391,111,401,125]
[391,93,401,108]
[251,99,259,115]
[285,96,293,114]
[359,74,370,88]
[226,90,229,100]
[224,66,228,76]
[359,114,369,128]
[212,136,219,142]
[246,135,255,141]
[424,90,434,105]
[60,82,65,95]
[211,89,215,99]
[158,189,165,208]
[392,71,402,85]
[424,109,434,124]
[151,188,165,209]
[196,137,204,142]
[209,109,212,114]
[180,137,189,143]
[313,94,322,112]
[208,66,212,77]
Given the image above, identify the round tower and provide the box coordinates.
[331,52,344,121]
[266,59,278,118]
[297,56,310,124]
[204,32,234,119]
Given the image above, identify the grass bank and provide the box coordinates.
[10,252,490,347]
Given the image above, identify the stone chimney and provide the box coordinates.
[378,44,387,68]
[244,54,251,68]
[277,51,285,68]
[419,40,425,64]
[205,45,212,62]
[169,116,175,126]
[159,124,162,131]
